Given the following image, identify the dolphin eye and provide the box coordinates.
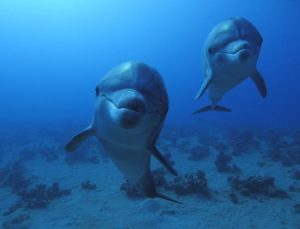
[95,87,100,96]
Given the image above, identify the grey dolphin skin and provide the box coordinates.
[65,61,180,204]
[193,17,267,113]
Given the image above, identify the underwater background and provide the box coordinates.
[0,0,300,228]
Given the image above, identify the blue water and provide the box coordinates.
[1,0,300,228]
[1,0,299,129]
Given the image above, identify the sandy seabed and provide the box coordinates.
[0,126,299,229]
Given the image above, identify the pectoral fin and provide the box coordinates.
[152,146,178,176]
[251,70,267,98]
[65,125,95,152]
[194,72,213,100]
[155,192,182,204]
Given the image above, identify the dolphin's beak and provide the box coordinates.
[233,41,251,53]
[220,40,251,55]
[117,98,146,129]
[234,42,251,61]
[108,90,146,129]
[118,98,145,114]
[219,40,252,62]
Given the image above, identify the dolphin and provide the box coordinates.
[65,61,180,204]
[193,17,267,113]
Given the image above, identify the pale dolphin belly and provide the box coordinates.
[209,73,247,103]
[101,142,151,185]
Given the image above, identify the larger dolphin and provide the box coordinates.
[65,61,180,203]
[193,17,267,113]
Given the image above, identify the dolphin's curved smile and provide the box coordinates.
[118,98,145,114]
[226,48,250,55]
[218,42,251,55]
[101,94,144,129]
[102,94,145,115]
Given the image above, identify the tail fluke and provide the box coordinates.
[155,192,182,204]
[192,105,232,114]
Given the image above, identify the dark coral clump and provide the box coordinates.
[120,170,211,199]
[265,132,300,167]
[18,182,71,209]
[228,192,239,204]
[215,151,241,174]
[291,169,300,180]
[226,130,260,156]
[0,161,31,194]
[213,142,230,154]
[228,176,288,199]
[2,201,23,216]
[2,214,31,229]
[120,181,143,199]
[81,180,97,190]
[2,202,24,216]
[2,182,71,216]
[166,170,211,197]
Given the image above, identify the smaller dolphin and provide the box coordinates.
[193,17,267,113]
[65,61,180,204]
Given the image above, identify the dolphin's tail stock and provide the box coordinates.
[192,105,232,114]
[155,192,182,204]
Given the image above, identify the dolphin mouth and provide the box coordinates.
[102,94,161,115]
[233,48,250,54]
[102,95,145,114]
[118,99,145,114]
[219,41,251,55]
[220,48,250,55]
[102,95,145,129]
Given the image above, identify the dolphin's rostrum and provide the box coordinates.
[65,61,180,204]
[194,17,267,113]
